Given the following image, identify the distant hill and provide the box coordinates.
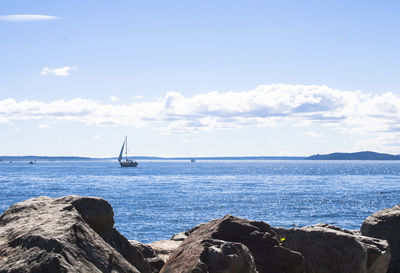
[306,151,400,160]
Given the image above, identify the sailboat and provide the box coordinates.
[118,136,138,167]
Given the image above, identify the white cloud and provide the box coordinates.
[0,116,9,123]
[294,120,312,127]
[37,123,51,129]
[304,131,322,138]
[0,14,58,22]
[110,96,120,102]
[2,84,400,151]
[182,138,198,143]
[93,136,101,140]
[41,66,77,76]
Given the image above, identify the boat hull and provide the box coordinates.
[120,161,138,167]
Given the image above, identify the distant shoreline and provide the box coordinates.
[1,151,400,161]
[306,151,400,160]
[0,156,306,161]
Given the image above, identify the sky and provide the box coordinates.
[1,0,400,157]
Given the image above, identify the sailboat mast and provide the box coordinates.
[125,136,128,161]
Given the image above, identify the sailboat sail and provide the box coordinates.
[118,138,126,162]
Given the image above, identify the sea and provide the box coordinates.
[0,160,399,243]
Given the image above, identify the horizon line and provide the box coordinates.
[0,155,307,159]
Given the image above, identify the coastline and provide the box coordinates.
[0,195,397,273]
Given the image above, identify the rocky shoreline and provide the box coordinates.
[0,196,398,273]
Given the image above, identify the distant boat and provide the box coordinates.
[191,159,195,163]
[29,160,36,164]
[118,136,138,167]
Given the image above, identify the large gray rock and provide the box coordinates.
[159,237,257,273]
[314,224,390,273]
[170,231,188,241]
[146,230,188,265]
[202,239,257,273]
[130,240,165,272]
[160,215,305,273]
[0,196,151,273]
[361,204,400,273]
[273,224,390,273]
[356,234,391,273]
[147,240,182,263]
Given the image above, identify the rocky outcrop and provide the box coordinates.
[163,238,257,273]
[273,224,390,273]
[147,240,182,263]
[356,234,391,273]
[130,240,165,272]
[0,196,151,273]
[160,215,305,273]
[170,231,188,241]
[1,195,396,273]
[312,224,390,273]
[361,204,400,273]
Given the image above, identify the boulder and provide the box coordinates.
[202,239,257,273]
[361,204,400,273]
[356,234,391,273]
[130,240,165,272]
[65,196,152,273]
[273,224,390,273]
[160,215,305,273]
[147,240,182,263]
[160,237,257,273]
[170,232,188,241]
[0,196,151,273]
[146,230,189,264]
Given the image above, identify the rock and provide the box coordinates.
[130,240,165,272]
[314,224,390,273]
[170,232,187,241]
[356,234,390,273]
[160,215,305,273]
[145,228,194,263]
[147,240,182,263]
[273,224,390,273]
[160,238,257,273]
[0,196,151,273]
[361,204,400,273]
[65,196,152,273]
[202,239,257,273]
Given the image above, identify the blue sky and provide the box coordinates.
[1,1,400,157]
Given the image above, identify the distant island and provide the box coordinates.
[306,151,400,160]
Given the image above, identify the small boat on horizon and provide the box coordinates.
[191,159,195,163]
[118,136,138,167]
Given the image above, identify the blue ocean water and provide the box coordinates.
[0,160,399,243]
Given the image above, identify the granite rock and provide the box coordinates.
[147,240,182,263]
[361,204,400,273]
[130,240,165,272]
[0,196,150,273]
[160,215,305,273]
[273,223,390,273]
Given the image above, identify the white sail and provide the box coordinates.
[118,137,126,162]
